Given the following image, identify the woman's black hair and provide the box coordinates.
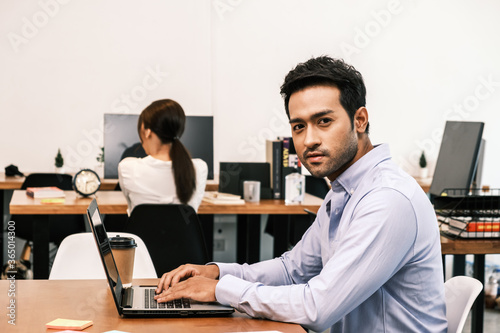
[138,99,196,204]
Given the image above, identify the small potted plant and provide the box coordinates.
[95,147,105,178]
[55,148,64,173]
[419,151,428,178]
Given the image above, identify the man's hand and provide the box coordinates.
[155,264,220,294]
[154,276,218,303]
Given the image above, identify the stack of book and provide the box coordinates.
[266,136,302,199]
[26,186,65,199]
[202,191,245,205]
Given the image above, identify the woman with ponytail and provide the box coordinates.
[118,99,208,214]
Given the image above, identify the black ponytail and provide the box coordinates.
[169,137,196,204]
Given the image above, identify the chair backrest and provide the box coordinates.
[21,173,74,190]
[49,232,157,280]
[444,275,483,333]
[305,175,330,199]
[125,204,209,277]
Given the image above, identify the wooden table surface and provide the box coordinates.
[440,235,500,255]
[9,190,128,215]
[0,278,304,333]
[9,190,323,216]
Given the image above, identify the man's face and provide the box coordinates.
[288,85,358,181]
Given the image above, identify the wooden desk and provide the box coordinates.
[0,173,220,192]
[441,236,500,333]
[198,193,323,215]
[8,191,129,279]
[9,190,321,216]
[9,190,322,279]
[198,193,323,265]
[0,278,304,332]
[0,173,118,191]
[9,190,128,215]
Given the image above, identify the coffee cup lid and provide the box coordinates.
[109,235,137,248]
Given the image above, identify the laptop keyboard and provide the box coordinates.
[144,288,191,309]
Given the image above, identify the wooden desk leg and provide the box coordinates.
[453,254,466,276]
[198,214,214,262]
[32,216,50,279]
[471,254,485,333]
[237,215,260,264]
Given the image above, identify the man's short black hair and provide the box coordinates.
[280,56,369,133]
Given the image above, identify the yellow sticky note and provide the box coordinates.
[45,318,93,330]
[40,198,65,204]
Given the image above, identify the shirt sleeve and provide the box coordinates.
[214,188,418,332]
[118,158,134,213]
[189,159,208,211]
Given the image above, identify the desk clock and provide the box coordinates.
[73,169,101,197]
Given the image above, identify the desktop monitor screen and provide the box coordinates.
[104,114,214,180]
[429,121,484,197]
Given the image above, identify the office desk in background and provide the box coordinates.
[0,174,218,271]
[441,236,500,333]
[0,173,220,191]
[9,190,322,279]
[0,278,305,332]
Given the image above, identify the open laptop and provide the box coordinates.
[86,198,234,317]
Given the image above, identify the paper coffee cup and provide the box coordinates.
[109,235,137,288]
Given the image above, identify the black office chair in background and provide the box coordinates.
[11,173,87,246]
[125,204,209,277]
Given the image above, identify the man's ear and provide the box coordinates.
[144,128,152,139]
[354,107,369,133]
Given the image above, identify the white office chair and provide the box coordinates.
[444,275,483,333]
[49,232,157,280]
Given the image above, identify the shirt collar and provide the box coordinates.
[330,143,392,196]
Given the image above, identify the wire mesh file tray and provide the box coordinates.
[436,188,500,239]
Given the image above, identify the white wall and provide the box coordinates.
[0,0,211,172]
[2,0,500,187]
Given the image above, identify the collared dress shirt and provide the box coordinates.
[214,144,447,332]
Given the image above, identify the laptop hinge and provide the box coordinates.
[122,288,134,308]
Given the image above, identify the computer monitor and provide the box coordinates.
[104,114,214,180]
[472,139,485,190]
[429,121,484,198]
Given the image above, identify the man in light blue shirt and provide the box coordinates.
[155,56,447,332]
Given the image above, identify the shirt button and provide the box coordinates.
[335,209,339,215]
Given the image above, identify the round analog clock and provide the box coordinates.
[73,169,101,197]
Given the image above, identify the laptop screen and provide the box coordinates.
[86,199,124,313]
